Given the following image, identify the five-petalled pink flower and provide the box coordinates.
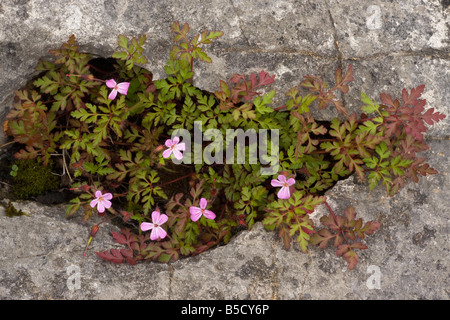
[271,175,295,199]
[105,79,130,100]
[163,136,185,161]
[90,190,113,213]
[189,198,216,222]
[140,210,168,240]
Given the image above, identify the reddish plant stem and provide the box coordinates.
[324,200,337,221]
[158,172,195,188]
[323,200,352,248]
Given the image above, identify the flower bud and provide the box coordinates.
[90,224,100,237]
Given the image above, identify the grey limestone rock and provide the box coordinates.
[0,0,448,300]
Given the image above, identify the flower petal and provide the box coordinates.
[172,136,180,144]
[95,190,103,198]
[162,148,173,159]
[97,201,105,213]
[189,206,202,222]
[172,149,183,160]
[176,142,185,151]
[190,212,202,222]
[105,79,117,88]
[90,199,98,208]
[103,199,112,209]
[271,179,283,187]
[203,210,216,220]
[150,228,159,240]
[277,175,287,183]
[152,211,167,225]
[140,222,154,232]
[117,82,130,95]
[165,139,173,148]
[277,186,291,199]
[189,206,201,215]
[151,210,160,223]
[108,89,118,100]
[287,178,295,186]
[157,213,168,225]
[103,193,113,200]
[199,198,207,209]
[155,227,167,240]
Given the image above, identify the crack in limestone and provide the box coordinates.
[216,47,450,62]
[324,0,344,69]
[217,46,337,60]
[345,49,450,62]
[229,0,252,47]
[299,249,313,300]
[168,263,174,299]
[270,240,280,300]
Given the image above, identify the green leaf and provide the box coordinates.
[118,35,129,49]
[375,142,390,160]
[361,92,377,114]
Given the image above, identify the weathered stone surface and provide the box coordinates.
[0,0,448,300]
[328,0,450,58]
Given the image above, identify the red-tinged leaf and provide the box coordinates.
[335,215,345,228]
[318,98,331,110]
[320,214,339,231]
[112,231,127,245]
[350,242,368,250]
[345,230,356,241]
[380,92,400,109]
[356,161,366,179]
[130,242,140,252]
[279,226,292,250]
[421,108,446,125]
[82,208,94,223]
[229,74,244,84]
[333,100,349,115]
[301,225,315,235]
[119,210,132,222]
[96,250,124,264]
[336,244,349,256]
[336,67,343,85]
[344,206,356,222]
[310,229,335,249]
[300,77,315,89]
[334,233,343,247]
[126,258,137,265]
[361,221,381,235]
[120,248,134,259]
[343,64,354,83]
[110,249,123,258]
[311,124,327,135]
[250,72,258,89]
[412,162,438,180]
[219,80,230,97]
[171,21,181,34]
[353,218,363,231]
[258,71,275,87]
[402,84,425,106]
[343,249,359,270]
[338,84,349,94]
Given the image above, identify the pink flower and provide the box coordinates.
[189,198,216,222]
[271,175,295,199]
[162,136,185,161]
[90,190,113,213]
[140,210,168,240]
[105,79,130,100]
